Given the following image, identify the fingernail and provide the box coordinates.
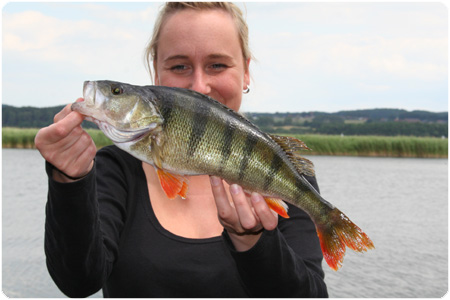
[210,176,221,187]
[230,184,241,195]
[251,192,262,203]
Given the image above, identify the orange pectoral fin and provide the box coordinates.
[156,169,189,199]
[179,181,188,199]
[264,197,290,218]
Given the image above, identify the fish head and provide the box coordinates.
[72,80,163,143]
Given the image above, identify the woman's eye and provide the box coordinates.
[170,65,189,72]
[210,63,227,70]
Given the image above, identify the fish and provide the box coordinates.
[72,80,374,270]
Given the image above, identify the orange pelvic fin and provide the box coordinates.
[156,169,189,199]
[264,197,290,218]
[317,208,374,271]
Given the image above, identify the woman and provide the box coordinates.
[35,2,328,297]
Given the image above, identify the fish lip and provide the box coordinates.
[83,81,96,104]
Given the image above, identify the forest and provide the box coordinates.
[245,109,448,137]
[2,104,448,138]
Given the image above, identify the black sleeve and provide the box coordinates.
[222,175,328,297]
[44,147,129,297]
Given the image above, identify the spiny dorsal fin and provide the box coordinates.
[269,134,315,177]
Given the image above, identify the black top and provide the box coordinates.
[44,145,328,297]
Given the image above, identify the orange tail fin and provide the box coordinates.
[316,208,374,271]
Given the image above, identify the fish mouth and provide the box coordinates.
[86,116,155,144]
[72,81,157,144]
[71,81,107,122]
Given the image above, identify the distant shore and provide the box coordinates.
[293,134,448,158]
[2,127,448,158]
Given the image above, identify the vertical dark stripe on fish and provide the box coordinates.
[219,118,234,171]
[187,104,210,157]
[263,153,284,191]
[160,99,173,129]
[238,134,258,181]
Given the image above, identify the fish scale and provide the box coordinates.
[72,80,374,270]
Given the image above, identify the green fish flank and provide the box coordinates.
[72,80,374,270]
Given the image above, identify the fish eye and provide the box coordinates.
[111,86,123,95]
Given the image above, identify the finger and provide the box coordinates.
[230,184,259,230]
[45,111,85,144]
[54,103,73,123]
[61,136,96,177]
[210,176,236,221]
[57,129,94,163]
[35,114,94,176]
[53,98,83,123]
[36,102,83,148]
[50,131,96,178]
[251,193,278,231]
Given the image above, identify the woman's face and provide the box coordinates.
[154,9,250,112]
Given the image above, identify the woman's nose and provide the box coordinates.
[190,70,211,95]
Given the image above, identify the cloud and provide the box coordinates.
[241,2,447,112]
[357,83,391,92]
[3,6,154,78]
[251,30,446,82]
[3,11,62,52]
[2,3,159,107]
[2,2,447,112]
[78,3,158,24]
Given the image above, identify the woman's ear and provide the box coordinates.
[153,60,159,85]
[244,58,251,89]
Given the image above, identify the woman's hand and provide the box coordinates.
[210,176,278,251]
[35,99,97,183]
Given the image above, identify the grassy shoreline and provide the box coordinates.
[2,127,448,158]
[293,134,448,158]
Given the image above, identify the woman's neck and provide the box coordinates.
[142,163,225,239]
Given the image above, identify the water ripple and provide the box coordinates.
[2,150,447,297]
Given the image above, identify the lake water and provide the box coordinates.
[2,149,448,297]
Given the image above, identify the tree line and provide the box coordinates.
[2,104,448,137]
[2,104,97,129]
[246,109,448,138]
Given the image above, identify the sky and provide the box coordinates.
[2,1,448,113]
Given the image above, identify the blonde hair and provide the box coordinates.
[144,2,252,81]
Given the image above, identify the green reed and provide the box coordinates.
[2,127,113,149]
[2,127,39,149]
[2,128,447,158]
[294,134,448,158]
[84,129,114,148]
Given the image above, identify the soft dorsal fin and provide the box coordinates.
[269,134,315,177]
[269,134,311,152]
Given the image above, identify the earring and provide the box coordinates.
[243,86,250,94]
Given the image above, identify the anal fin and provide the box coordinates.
[265,197,290,218]
[156,169,189,199]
